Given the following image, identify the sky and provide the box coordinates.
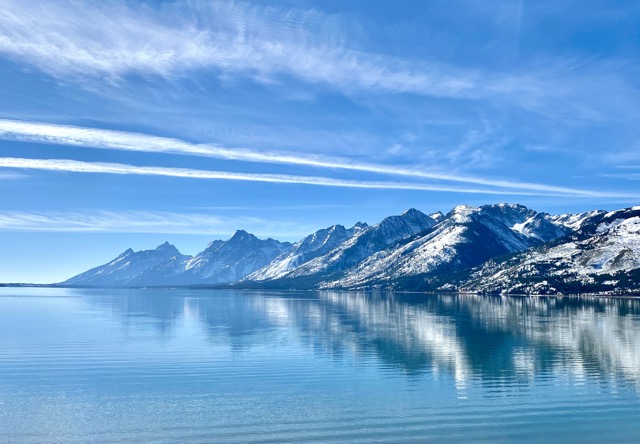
[1,0,639,283]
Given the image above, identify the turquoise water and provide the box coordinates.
[1,288,639,443]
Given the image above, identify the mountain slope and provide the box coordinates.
[322,203,567,289]
[246,222,368,281]
[457,207,640,294]
[269,208,438,286]
[176,230,292,284]
[63,242,191,286]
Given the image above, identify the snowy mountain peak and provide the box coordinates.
[180,231,292,284]
[550,210,606,231]
[245,222,363,281]
[430,212,445,222]
[495,202,528,210]
[480,203,535,221]
[229,229,254,241]
[273,208,438,283]
[451,204,479,214]
[347,222,369,237]
[379,208,435,232]
[63,243,190,287]
[155,241,179,254]
[402,208,422,217]
[448,204,480,222]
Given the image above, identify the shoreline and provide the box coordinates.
[1,283,639,299]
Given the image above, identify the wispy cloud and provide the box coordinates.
[1,157,637,198]
[0,0,476,97]
[1,0,637,124]
[194,204,355,211]
[601,173,640,181]
[0,209,312,238]
[0,171,24,179]
[0,119,605,196]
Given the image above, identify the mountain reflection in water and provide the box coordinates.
[2,288,639,443]
[85,290,640,389]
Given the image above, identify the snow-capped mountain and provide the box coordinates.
[64,242,192,286]
[320,203,568,289]
[126,254,194,286]
[457,207,640,294]
[63,232,291,287]
[481,203,569,242]
[548,210,607,231]
[246,222,368,281]
[61,203,640,294]
[175,230,292,284]
[429,211,445,223]
[270,208,438,285]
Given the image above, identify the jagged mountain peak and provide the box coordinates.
[379,207,435,230]
[351,221,369,231]
[181,231,292,284]
[492,202,529,210]
[480,202,535,218]
[229,229,255,241]
[155,241,179,254]
[272,208,438,283]
[204,239,224,251]
[402,208,423,217]
[447,204,480,222]
[245,221,374,282]
[549,209,606,231]
[449,204,480,215]
[63,242,190,286]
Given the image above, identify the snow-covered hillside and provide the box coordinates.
[458,207,640,294]
[246,223,368,281]
[277,208,438,283]
[177,230,291,284]
[321,203,568,289]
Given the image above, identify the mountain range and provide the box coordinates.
[62,203,640,294]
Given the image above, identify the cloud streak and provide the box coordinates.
[1,157,637,198]
[0,119,604,196]
[0,209,312,238]
[0,156,571,195]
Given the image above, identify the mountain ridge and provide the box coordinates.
[61,203,640,294]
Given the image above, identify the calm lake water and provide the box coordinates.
[1,288,639,443]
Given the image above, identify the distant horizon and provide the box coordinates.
[1,1,639,283]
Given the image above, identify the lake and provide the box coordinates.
[1,288,639,443]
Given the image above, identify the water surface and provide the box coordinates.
[1,288,639,443]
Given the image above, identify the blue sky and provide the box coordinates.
[1,0,639,283]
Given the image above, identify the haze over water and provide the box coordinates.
[1,288,639,443]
